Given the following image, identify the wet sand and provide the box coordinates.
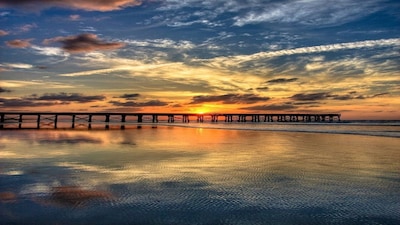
[1,127,399,224]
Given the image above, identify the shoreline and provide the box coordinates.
[1,122,399,139]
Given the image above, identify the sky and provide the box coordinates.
[0,0,399,119]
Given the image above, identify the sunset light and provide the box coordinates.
[1,1,399,224]
[0,0,399,119]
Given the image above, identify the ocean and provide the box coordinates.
[1,121,399,225]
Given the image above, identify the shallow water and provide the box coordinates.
[1,126,399,225]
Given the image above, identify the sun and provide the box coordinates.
[192,106,210,114]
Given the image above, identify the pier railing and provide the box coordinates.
[0,112,341,129]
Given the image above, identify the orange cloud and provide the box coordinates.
[0,29,9,36]
[44,33,125,53]
[5,39,33,48]
[0,0,143,12]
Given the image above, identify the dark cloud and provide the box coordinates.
[290,91,387,102]
[0,0,142,12]
[43,33,125,53]
[0,98,58,107]
[330,94,354,100]
[293,101,320,105]
[109,100,168,107]
[0,87,12,93]
[267,78,298,84]
[190,93,270,104]
[241,103,296,111]
[290,92,329,101]
[256,86,269,91]
[0,93,105,108]
[119,93,141,99]
[30,92,105,103]
[5,39,33,48]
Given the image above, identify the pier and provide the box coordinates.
[0,112,341,129]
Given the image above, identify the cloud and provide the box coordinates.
[231,38,400,61]
[28,92,105,103]
[0,63,33,69]
[0,98,58,107]
[233,0,384,26]
[0,92,106,108]
[0,0,143,12]
[0,29,9,36]
[289,91,388,101]
[69,14,80,21]
[290,92,330,101]
[123,38,195,50]
[241,103,296,111]
[109,100,169,107]
[119,93,141,99]
[18,23,37,33]
[0,87,12,93]
[267,78,298,84]
[43,33,125,53]
[190,93,270,104]
[5,39,33,48]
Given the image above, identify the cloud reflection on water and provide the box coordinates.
[0,127,399,224]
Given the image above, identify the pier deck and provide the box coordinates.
[0,112,341,129]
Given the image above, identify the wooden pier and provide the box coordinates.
[0,112,341,129]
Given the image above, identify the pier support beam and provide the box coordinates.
[105,114,110,129]
[211,115,218,122]
[121,115,126,129]
[71,115,75,129]
[197,115,204,123]
[37,115,41,129]
[0,114,4,129]
[152,115,158,123]
[19,114,23,129]
[54,115,58,129]
[88,115,92,129]
[182,115,190,123]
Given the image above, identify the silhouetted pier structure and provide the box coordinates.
[0,112,341,129]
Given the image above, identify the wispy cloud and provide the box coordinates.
[241,103,296,111]
[233,0,384,26]
[0,63,33,69]
[123,38,195,49]
[156,0,387,28]
[0,0,143,12]
[0,29,9,36]
[0,80,77,89]
[234,38,400,61]
[202,38,400,73]
[69,14,80,21]
[190,93,270,105]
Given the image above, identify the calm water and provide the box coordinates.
[1,123,399,225]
